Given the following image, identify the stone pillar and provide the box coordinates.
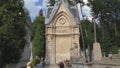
[93,42,102,60]
[45,36,52,65]
[51,35,56,65]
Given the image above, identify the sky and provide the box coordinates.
[24,0,91,22]
[24,0,48,21]
[77,0,92,21]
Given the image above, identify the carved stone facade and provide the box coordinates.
[45,0,80,64]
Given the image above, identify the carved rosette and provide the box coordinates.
[58,18,66,25]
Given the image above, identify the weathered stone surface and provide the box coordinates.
[45,0,80,65]
[93,42,102,61]
[72,54,120,68]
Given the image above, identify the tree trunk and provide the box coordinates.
[115,22,117,35]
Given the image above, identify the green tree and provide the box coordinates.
[81,20,94,46]
[80,19,101,61]
[31,57,40,67]
[49,0,55,6]
[0,0,27,66]
[32,9,45,59]
[88,0,120,55]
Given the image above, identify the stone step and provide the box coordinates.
[44,65,72,68]
[44,65,59,68]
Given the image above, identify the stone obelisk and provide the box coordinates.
[93,17,102,61]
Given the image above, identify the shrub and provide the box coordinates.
[31,58,40,67]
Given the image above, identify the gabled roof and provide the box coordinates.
[45,0,80,25]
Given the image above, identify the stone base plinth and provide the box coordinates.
[93,42,102,61]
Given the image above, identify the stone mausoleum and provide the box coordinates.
[45,0,80,65]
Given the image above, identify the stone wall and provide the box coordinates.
[72,54,120,68]
[72,63,92,68]
[93,63,120,68]
[72,62,120,68]
[15,22,32,68]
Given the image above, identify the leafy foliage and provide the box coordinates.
[88,0,120,55]
[80,19,101,60]
[0,0,28,65]
[80,20,94,50]
[31,57,40,67]
[49,0,55,6]
[32,9,45,58]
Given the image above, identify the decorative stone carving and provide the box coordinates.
[58,18,66,25]
[45,2,80,65]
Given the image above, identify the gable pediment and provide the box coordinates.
[50,3,76,26]
[45,1,80,25]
